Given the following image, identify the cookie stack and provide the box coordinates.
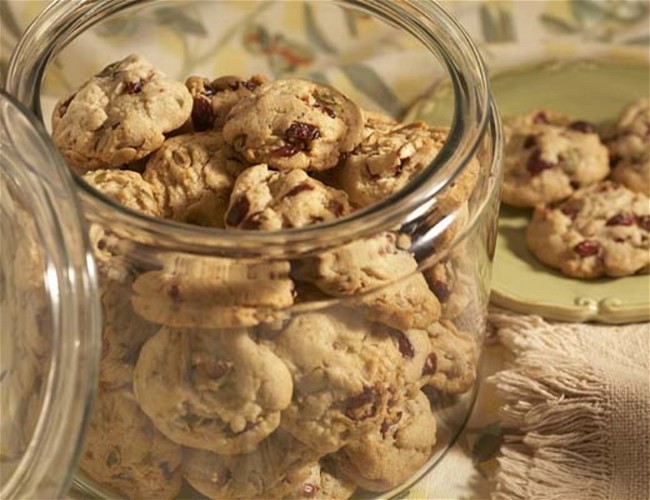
[50,54,482,499]
[500,102,650,278]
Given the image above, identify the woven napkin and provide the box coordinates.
[487,309,650,500]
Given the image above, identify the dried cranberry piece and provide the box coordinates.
[570,181,581,190]
[273,144,300,157]
[568,121,595,134]
[574,240,600,257]
[283,183,315,198]
[560,202,581,219]
[523,135,537,149]
[191,98,214,131]
[345,386,380,421]
[286,122,320,145]
[526,150,555,176]
[637,215,650,232]
[422,353,437,376]
[390,330,415,359]
[125,79,144,94]
[606,214,635,226]
[430,279,450,303]
[226,197,250,227]
[274,122,320,157]
[533,111,549,124]
[240,213,263,230]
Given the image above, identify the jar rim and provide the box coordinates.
[6,0,495,254]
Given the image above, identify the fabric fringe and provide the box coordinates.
[487,310,613,500]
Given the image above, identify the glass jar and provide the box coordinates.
[5,1,502,498]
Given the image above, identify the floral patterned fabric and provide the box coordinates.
[1,1,648,499]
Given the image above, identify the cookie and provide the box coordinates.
[501,109,609,207]
[332,391,437,492]
[186,74,268,131]
[607,99,650,195]
[143,132,245,227]
[526,181,650,278]
[224,164,352,230]
[133,326,293,454]
[223,78,364,171]
[421,320,478,394]
[424,257,474,320]
[274,458,357,500]
[98,279,159,390]
[79,388,183,499]
[52,54,192,171]
[339,121,444,207]
[296,232,440,331]
[268,311,407,454]
[183,429,319,500]
[83,169,162,217]
[131,255,294,328]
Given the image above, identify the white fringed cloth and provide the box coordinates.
[488,309,649,500]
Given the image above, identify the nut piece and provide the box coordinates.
[52,54,192,171]
[225,164,352,230]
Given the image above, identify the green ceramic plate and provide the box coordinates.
[407,57,650,323]
[489,58,650,323]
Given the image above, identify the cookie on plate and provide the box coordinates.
[606,99,650,196]
[52,54,192,171]
[224,164,352,230]
[133,326,293,454]
[501,109,609,207]
[223,78,364,171]
[526,181,650,278]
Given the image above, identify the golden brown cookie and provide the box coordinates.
[133,327,293,454]
[52,54,192,171]
[225,164,351,230]
[223,78,364,171]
